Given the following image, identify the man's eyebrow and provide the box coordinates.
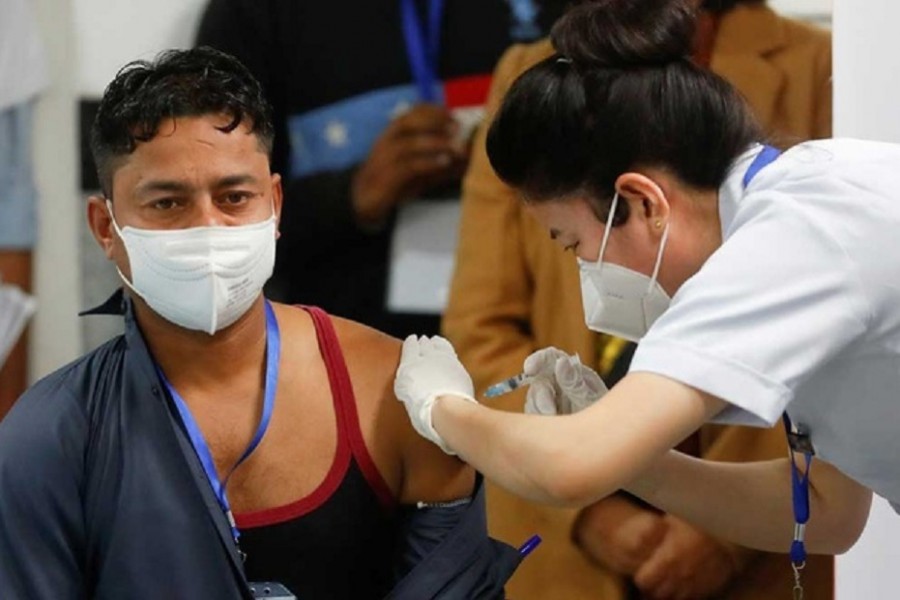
[133,175,260,196]
[549,228,561,240]
[134,180,193,196]
[214,174,260,188]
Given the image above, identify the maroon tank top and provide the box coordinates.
[234,306,400,598]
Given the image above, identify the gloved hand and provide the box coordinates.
[523,347,608,415]
[394,335,477,454]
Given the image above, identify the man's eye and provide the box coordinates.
[564,242,580,253]
[151,198,179,210]
[223,191,253,205]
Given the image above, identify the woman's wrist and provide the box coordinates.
[431,394,479,451]
[432,394,467,428]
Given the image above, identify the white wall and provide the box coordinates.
[770,0,832,26]
[770,0,831,16]
[74,0,208,97]
[832,0,900,142]
[30,0,81,377]
[832,1,900,595]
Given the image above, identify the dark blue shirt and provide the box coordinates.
[0,291,249,599]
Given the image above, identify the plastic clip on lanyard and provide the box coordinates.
[401,0,445,103]
[158,300,280,560]
[783,413,813,600]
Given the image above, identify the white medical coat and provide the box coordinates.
[631,139,900,509]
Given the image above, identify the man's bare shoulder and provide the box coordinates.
[331,318,475,504]
[330,316,401,376]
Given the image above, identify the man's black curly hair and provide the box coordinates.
[90,46,275,197]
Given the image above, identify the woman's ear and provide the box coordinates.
[614,172,670,234]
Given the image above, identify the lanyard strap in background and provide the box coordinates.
[400,0,445,103]
[158,300,281,551]
[782,413,814,600]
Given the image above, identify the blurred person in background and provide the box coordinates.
[443,0,833,598]
[0,0,48,419]
[196,0,568,340]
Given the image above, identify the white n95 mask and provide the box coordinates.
[578,193,671,342]
[107,201,276,335]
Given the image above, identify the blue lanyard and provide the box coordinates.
[742,144,781,188]
[400,0,444,103]
[742,145,813,592]
[158,300,280,548]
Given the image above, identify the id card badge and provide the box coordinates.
[249,582,297,599]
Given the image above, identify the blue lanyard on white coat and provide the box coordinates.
[157,300,280,553]
[743,145,814,597]
[400,0,444,103]
[742,144,781,187]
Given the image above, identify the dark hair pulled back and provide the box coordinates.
[486,0,761,221]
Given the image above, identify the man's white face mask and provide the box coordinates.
[577,193,671,342]
[107,200,276,335]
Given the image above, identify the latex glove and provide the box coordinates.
[394,335,476,454]
[523,347,608,415]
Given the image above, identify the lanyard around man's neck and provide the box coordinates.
[156,300,280,559]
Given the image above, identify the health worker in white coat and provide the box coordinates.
[393,0,900,573]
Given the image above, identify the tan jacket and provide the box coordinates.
[444,5,833,599]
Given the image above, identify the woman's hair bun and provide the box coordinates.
[552,0,696,68]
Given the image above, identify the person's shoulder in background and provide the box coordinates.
[715,1,831,53]
[491,38,555,96]
[714,1,832,141]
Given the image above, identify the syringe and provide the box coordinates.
[483,373,535,398]
[484,353,584,399]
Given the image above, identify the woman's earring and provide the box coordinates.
[655,220,663,228]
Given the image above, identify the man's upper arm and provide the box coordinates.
[397,416,475,506]
[333,319,474,505]
[385,337,473,505]
[0,384,87,599]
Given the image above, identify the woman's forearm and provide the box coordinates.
[431,396,575,505]
[628,451,872,554]
[431,372,719,507]
[430,370,873,555]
